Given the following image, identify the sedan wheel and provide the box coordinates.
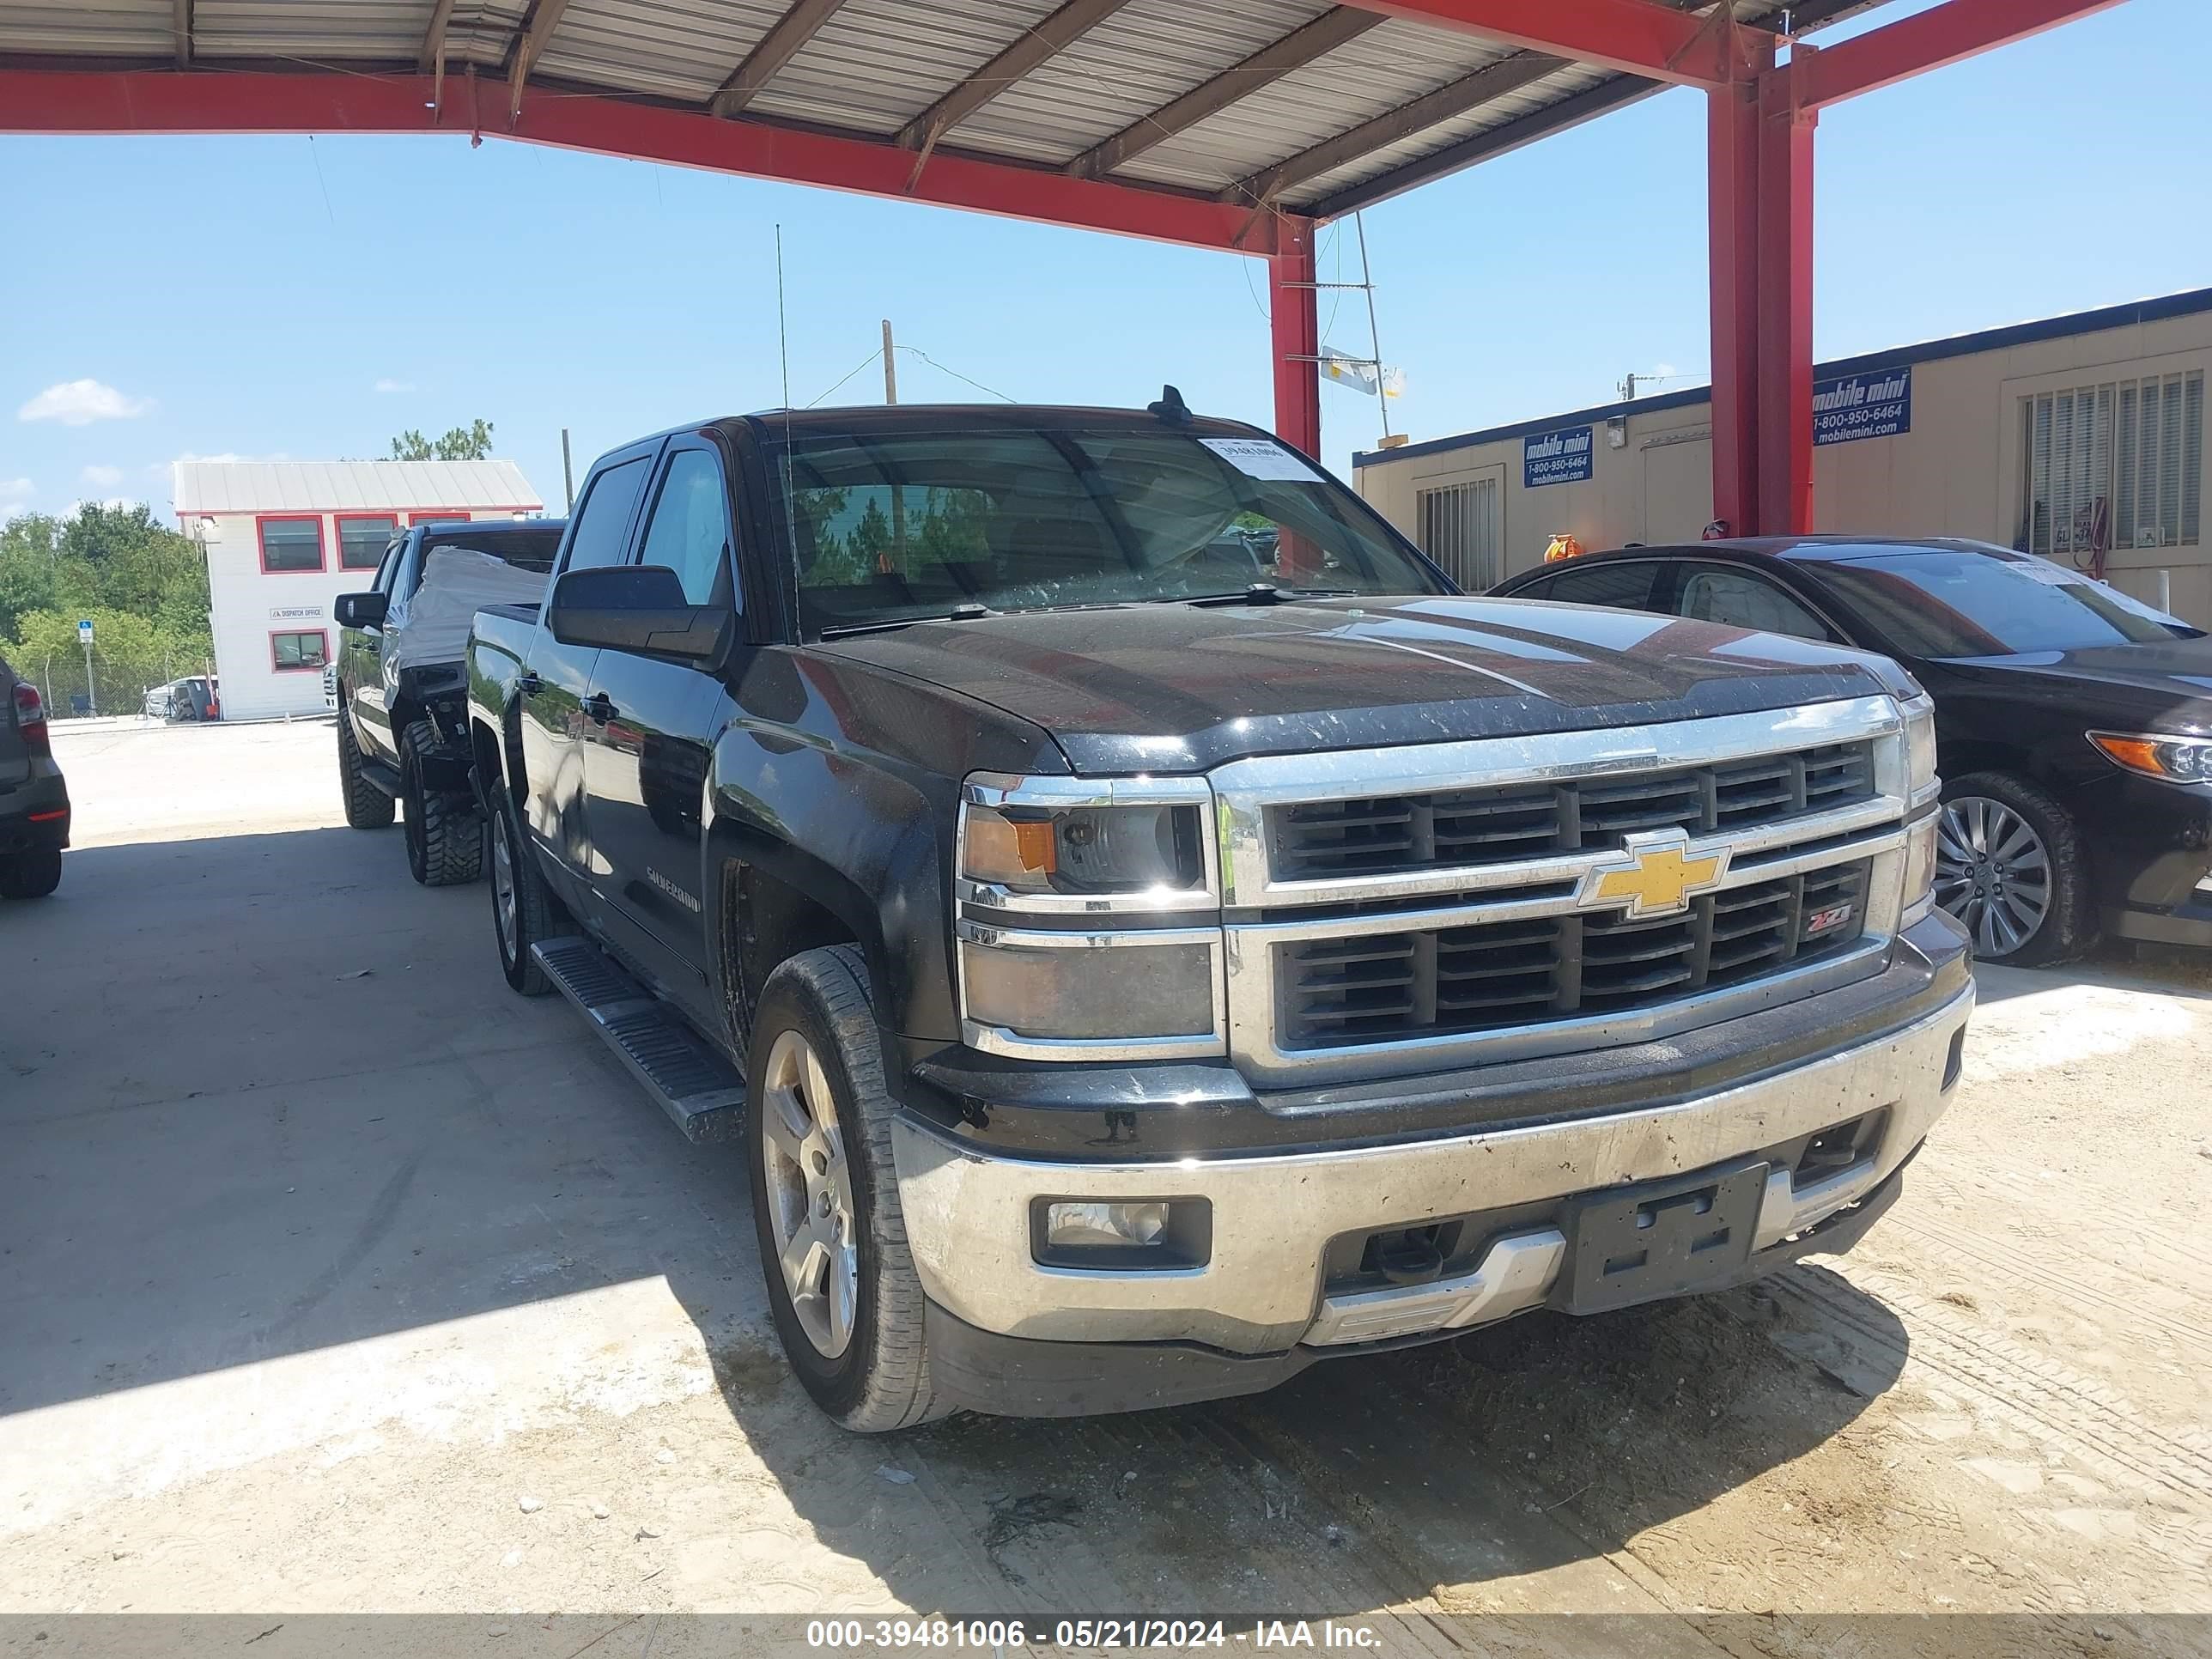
[1936,793,2052,958]
[758,1027,860,1360]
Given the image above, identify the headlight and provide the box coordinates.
[962,799,1204,896]
[1902,812,1937,927]
[956,774,1224,1059]
[1902,694,1938,803]
[2088,731,2212,783]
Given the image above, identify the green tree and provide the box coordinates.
[1,501,212,715]
[0,513,64,641]
[390,418,495,461]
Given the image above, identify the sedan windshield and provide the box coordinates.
[766,427,1444,635]
[1814,547,2197,658]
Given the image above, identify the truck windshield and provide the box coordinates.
[767,427,1444,634]
[1814,547,2199,658]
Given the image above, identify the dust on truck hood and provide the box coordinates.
[813,595,1905,775]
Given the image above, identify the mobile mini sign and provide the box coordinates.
[1523,425,1594,488]
[1813,366,1912,447]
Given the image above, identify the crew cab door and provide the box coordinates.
[343,532,409,763]
[520,450,652,886]
[579,439,732,1011]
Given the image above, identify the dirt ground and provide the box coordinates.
[3,718,2209,1652]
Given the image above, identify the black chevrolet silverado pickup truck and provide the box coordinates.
[466,400,1972,1431]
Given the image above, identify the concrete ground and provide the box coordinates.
[3,720,2210,1651]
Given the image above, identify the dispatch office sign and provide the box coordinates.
[1813,366,1912,447]
[1523,425,1594,488]
[269,604,325,621]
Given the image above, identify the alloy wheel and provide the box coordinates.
[759,1027,860,1359]
[490,808,518,961]
[1935,794,2051,957]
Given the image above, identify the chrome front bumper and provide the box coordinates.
[892,983,1972,1355]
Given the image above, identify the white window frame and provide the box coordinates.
[1413,468,1503,590]
[2016,365,2203,560]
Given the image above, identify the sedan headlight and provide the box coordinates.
[2088,731,2212,784]
[956,774,1224,1059]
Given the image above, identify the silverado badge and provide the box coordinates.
[1578,829,1731,920]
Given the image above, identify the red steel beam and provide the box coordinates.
[1705,40,1768,539]
[1271,221,1322,465]
[1800,0,2126,109]
[1754,57,1816,536]
[1336,0,1762,88]
[0,68,1268,253]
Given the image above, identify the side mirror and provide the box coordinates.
[334,591,387,629]
[547,564,729,660]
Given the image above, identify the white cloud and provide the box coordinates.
[167,451,289,467]
[18,379,155,426]
[81,464,123,488]
[0,476,31,504]
[374,378,416,394]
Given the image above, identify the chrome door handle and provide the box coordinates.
[517,671,542,696]
[583,693,617,724]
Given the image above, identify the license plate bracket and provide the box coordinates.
[1561,1161,1769,1315]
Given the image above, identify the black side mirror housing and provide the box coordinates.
[334,591,387,629]
[547,564,730,660]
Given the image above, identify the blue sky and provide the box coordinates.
[0,0,2200,523]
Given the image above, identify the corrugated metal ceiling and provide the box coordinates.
[0,0,1899,218]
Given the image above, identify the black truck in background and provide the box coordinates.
[333,516,565,884]
[466,401,1972,1431]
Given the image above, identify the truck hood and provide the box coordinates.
[811,596,1908,774]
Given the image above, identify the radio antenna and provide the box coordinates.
[775,222,792,409]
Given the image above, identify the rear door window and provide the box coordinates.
[1534,561,1663,611]
[561,458,653,575]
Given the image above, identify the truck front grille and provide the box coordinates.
[1270,742,1875,881]
[1277,860,1872,1048]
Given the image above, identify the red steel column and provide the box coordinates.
[1270,218,1322,459]
[1756,52,1818,535]
[1706,34,1769,538]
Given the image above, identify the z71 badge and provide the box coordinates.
[1804,901,1856,938]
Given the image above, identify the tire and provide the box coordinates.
[337,708,396,830]
[488,783,574,994]
[746,945,945,1433]
[1936,770,2095,966]
[400,720,484,887]
[0,848,63,899]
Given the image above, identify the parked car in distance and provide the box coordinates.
[465,402,1969,1429]
[332,516,566,886]
[0,653,70,898]
[149,675,220,723]
[1492,538,2212,964]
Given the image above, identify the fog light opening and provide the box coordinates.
[1030,1196,1211,1270]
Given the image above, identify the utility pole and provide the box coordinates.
[882,319,904,568]
[1353,214,1392,443]
[561,428,574,514]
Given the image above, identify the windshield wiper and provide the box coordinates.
[819,604,999,639]
[1183,584,1360,607]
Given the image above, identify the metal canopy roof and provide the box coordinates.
[0,0,1889,222]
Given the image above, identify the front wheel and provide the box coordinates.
[746,945,945,1433]
[1935,771,2094,965]
[337,710,396,830]
[0,848,63,899]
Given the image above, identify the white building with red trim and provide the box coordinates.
[173,459,544,720]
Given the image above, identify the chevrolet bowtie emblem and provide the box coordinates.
[1579,830,1731,920]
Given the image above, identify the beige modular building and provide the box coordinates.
[1354,288,2210,625]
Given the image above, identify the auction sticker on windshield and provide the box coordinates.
[1200,436,1323,482]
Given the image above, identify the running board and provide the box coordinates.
[530,936,745,1143]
